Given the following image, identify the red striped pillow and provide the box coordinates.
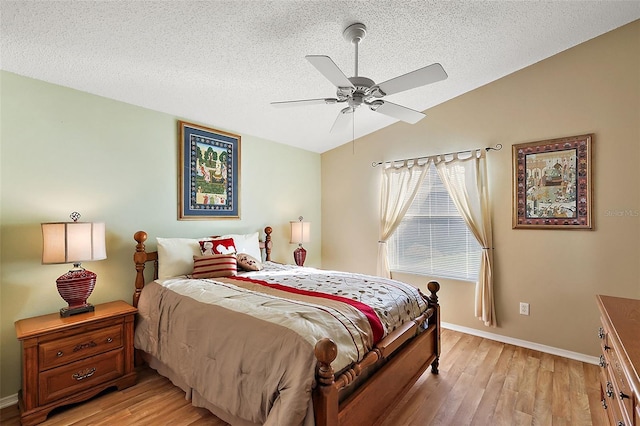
[192,254,237,278]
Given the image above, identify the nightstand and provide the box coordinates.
[15,300,137,426]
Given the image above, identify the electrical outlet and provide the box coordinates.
[519,302,530,316]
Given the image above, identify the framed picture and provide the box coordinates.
[512,134,592,229]
[179,121,241,219]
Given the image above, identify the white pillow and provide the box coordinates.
[157,237,210,279]
[220,232,261,261]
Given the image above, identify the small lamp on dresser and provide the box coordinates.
[41,212,106,317]
[290,216,310,266]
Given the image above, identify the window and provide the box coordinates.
[388,165,481,281]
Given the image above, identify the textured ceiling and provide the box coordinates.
[1,1,639,153]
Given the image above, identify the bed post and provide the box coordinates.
[313,338,339,426]
[133,231,149,308]
[263,226,272,262]
[427,280,441,374]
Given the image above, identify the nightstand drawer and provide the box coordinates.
[39,324,123,370]
[39,348,124,405]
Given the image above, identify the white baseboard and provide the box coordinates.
[0,393,18,409]
[441,322,599,365]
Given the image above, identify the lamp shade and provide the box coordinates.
[42,222,106,264]
[290,220,311,244]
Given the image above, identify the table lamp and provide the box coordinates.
[42,212,106,317]
[290,216,310,266]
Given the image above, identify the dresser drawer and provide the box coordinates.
[38,348,124,405]
[39,324,123,370]
[608,336,635,423]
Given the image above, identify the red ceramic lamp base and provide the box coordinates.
[293,246,307,266]
[56,268,97,317]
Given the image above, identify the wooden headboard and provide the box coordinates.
[133,226,273,307]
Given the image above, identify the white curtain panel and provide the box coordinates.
[377,159,431,278]
[435,150,496,327]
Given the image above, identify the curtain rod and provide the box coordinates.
[371,143,503,167]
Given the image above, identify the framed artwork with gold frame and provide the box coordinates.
[179,121,241,219]
[512,134,592,229]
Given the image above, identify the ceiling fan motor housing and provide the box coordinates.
[341,76,379,108]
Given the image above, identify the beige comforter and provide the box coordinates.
[135,262,428,426]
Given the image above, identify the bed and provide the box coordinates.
[132,227,441,426]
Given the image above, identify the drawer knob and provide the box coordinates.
[604,344,611,351]
[617,422,625,426]
[72,367,96,381]
[601,398,607,409]
[106,337,113,343]
[619,391,629,400]
[599,355,607,368]
[598,327,605,339]
[56,351,63,357]
[606,382,614,398]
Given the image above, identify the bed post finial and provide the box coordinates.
[264,226,273,262]
[315,338,337,385]
[133,231,149,308]
[427,280,440,305]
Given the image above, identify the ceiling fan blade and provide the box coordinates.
[330,107,353,133]
[371,101,426,124]
[271,98,339,108]
[376,63,448,96]
[306,55,354,89]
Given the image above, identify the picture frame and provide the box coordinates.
[512,134,592,229]
[178,121,241,220]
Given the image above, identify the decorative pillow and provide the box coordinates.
[236,253,263,271]
[208,238,237,255]
[220,232,261,261]
[157,237,211,279]
[192,254,238,279]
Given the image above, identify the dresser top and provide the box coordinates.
[15,300,137,340]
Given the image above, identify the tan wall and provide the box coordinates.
[321,21,640,356]
[0,72,322,398]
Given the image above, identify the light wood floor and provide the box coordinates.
[1,329,608,426]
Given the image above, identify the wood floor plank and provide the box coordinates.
[551,355,572,420]
[1,330,606,426]
[514,355,540,416]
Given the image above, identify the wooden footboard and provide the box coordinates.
[132,229,440,426]
[313,281,440,426]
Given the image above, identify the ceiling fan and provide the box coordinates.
[271,22,448,132]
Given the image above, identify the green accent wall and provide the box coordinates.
[0,71,321,398]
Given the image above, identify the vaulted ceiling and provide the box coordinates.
[2,1,639,153]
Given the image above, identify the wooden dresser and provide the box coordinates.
[15,300,137,426]
[596,295,640,426]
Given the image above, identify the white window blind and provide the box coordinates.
[388,165,481,281]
